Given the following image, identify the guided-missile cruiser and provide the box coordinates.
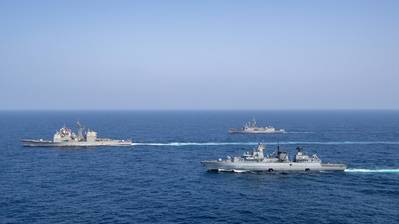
[201,144,346,172]
[21,121,132,147]
[229,118,286,134]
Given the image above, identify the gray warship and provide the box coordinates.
[229,119,286,134]
[201,144,346,172]
[22,122,132,147]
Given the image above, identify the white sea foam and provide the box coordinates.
[131,142,256,146]
[232,169,250,173]
[215,169,250,173]
[345,169,399,173]
[131,141,399,146]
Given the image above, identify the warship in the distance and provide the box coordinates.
[21,122,132,147]
[229,118,286,134]
[201,144,346,172]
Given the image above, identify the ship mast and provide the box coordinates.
[76,121,85,141]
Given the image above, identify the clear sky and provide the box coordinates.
[0,0,398,110]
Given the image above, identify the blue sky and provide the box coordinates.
[0,0,398,110]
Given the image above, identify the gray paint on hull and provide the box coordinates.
[201,161,346,172]
[21,139,132,147]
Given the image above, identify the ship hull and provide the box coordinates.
[21,139,132,147]
[228,130,286,134]
[201,160,346,172]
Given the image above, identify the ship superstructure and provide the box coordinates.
[229,119,286,134]
[201,144,346,172]
[22,122,132,147]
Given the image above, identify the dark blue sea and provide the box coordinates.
[1,111,399,224]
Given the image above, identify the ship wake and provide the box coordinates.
[131,141,399,147]
[345,169,399,173]
[286,131,315,134]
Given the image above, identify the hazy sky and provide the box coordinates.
[0,0,398,110]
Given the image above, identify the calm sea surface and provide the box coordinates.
[1,111,399,224]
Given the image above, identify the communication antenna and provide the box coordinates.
[277,138,280,152]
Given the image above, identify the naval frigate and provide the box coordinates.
[201,144,346,172]
[229,118,286,134]
[21,122,132,147]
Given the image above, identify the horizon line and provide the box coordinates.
[1,109,399,112]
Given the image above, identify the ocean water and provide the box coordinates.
[1,111,399,224]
